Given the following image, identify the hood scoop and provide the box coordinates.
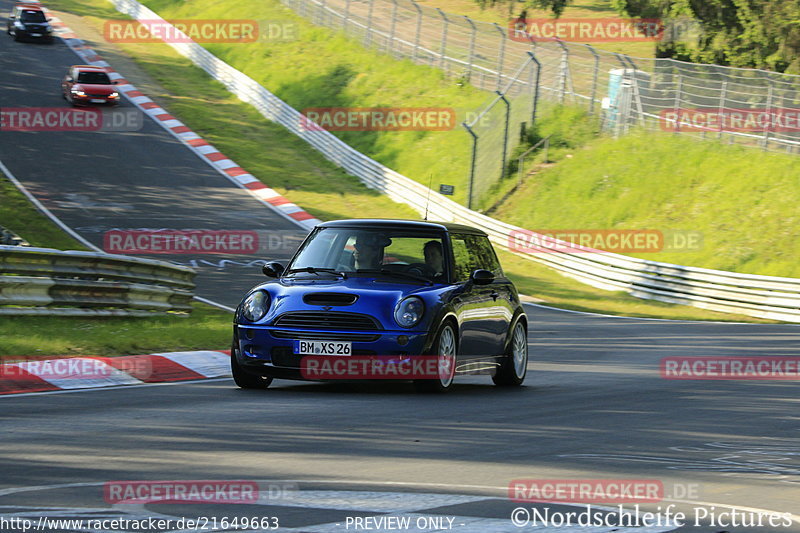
[302,292,358,306]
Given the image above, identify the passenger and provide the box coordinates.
[354,233,390,270]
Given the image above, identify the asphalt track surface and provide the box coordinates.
[1,5,800,533]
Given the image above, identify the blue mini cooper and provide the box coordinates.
[231,219,528,392]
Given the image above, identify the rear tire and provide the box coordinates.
[231,342,273,390]
[493,321,527,387]
[413,322,457,393]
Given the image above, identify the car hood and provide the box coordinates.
[242,276,454,331]
[74,83,116,94]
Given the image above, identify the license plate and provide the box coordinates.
[31,33,41,37]
[293,340,351,356]
[90,99,106,103]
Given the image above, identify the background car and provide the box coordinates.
[232,219,529,392]
[61,65,120,106]
[6,3,52,42]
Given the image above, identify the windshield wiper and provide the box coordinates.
[357,269,432,285]
[285,267,347,278]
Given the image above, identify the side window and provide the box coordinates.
[465,235,502,276]
[450,236,471,282]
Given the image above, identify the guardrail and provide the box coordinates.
[104,0,800,322]
[0,246,196,316]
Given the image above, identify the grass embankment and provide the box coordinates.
[39,0,769,323]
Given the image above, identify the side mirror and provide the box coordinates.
[112,80,118,85]
[262,261,285,278]
[47,17,52,21]
[471,269,494,285]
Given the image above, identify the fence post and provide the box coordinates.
[463,122,478,210]
[586,44,600,116]
[436,9,449,72]
[498,91,511,183]
[464,16,477,83]
[388,0,399,55]
[412,1,423,60]
[673,74,683,134]
[555,39,569,103]
[320,0,329,27]
[717,80,727,139]
[763,82,774,151]
[343,0,351,31]
[493,23,506,92]
[364,0,375,46]
[526,52,541,124]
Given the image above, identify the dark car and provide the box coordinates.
[6,3,52,43]
[231,219,529,392]
[61,65,120,106]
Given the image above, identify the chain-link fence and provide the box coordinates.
[283,0,800,206]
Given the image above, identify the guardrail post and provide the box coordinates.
[412,1,423,60]
[388,0,399,55]
[493,23,506,92]
[436,9,449,72]
[463,122,478,210]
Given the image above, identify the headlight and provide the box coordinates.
[109,92,119,98]
[241,291,269,322]
[71,89,85,96]
[394,296,424,328]
[15,21,24,28]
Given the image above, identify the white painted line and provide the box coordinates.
[0,377,232,399]
[521,301,800,326]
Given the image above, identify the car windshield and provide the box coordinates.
[287,227,447,282]
[76,71,112,84]
[20,10,46,22]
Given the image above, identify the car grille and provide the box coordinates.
[86,93,109,98]
[274,311,379,330]
[271,330,380,342]
[270,347,377,368]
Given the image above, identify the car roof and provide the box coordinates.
[316,219,487,236]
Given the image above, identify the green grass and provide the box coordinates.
[0,176,88,251]
[493,131,800,278]
[34,0,774,325]
[0,303,232,357]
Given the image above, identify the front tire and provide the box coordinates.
[414,322,457,393]
[231,342,273,389]
[493,321,527,387]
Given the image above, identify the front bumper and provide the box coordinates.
[70,94,119,106]
[235,324,432,380]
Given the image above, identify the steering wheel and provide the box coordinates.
[405,263,435,278]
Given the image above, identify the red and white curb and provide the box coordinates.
[46,10,321,231]
[0,350,231,395]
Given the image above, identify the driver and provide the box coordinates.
[353,233,390,270]
[423,240,444,277]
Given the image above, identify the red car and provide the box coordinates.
[61,65,120,106]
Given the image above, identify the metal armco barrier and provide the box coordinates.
[0,246,196,316]
[106,0,800,323]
